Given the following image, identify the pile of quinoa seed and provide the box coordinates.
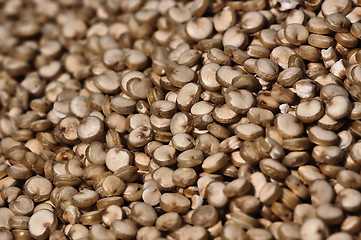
[1,0,361,239]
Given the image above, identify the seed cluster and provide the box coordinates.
[1,0,361,239]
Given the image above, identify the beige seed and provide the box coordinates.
[177,49,200,67]
[336,188,361,212]
[57,117,80,145]
[223,178,251,198]
[247,45,270,59]
[29,209,57,240]
[152,167,175,191]
[235,123,264,141]
[106,146,133,172]
[24,176,53,202]
[222,26,249,49]
[230,211,259,230]
[206,181,228,208]
[317,114,345,131]
[278,222,301,240]
[72,189,99,208]
[195,133,220,155]
[77,116,104,143]
[309,179,334,206]
[259,182,282,205]
[307,125,340,146]
[177,149,204,168]
[247,228,273,240]
[270,46,295,69]
[89,224,116,240]
[307,17,331,34]
[296,99,324,123]
[207,48,231,65]
[151,100,177,119]
[191,205,218,228]
[216,66,244,88]
[213,6,236,32]
[285,23,309,46]
[327,232,353,240]
[110,219,138,240]
[285,175,309,199]
[127,77,152,100]
[326,13,351,33]
[225,89,255,114]
[326,95,352,120]
[160,193,191,214]
[131,202,157,226]
[221,222,247,240]
[300,217,329,240]
[199,63,221,91]
[110,96,136,115]
[171,133,195,151]
[9,215,30,230]
[167,6,192,24]
[275,113,304,139]
[170,112,193,135]
[0,207,14,229]
[308,34,335,49]
[156,212,182,232]
[186,17,213,41]
[172,167,197,188]
[312,145,343,165]
[177,225,208,240]
[341,216,361,234]
[153,145,176,167]
[93,70,120,94]
[202,152,228,173]
[259,158,289,181]
[240,11,265,33]
[316,203,344,225]
[176,83,201,112]
[224,45,250,64]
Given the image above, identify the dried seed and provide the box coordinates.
[326,95,352,120]
[213,6,236,32]
[222,26,249,49]
[223,178,251,198]
[153,167,175,191]
[202,152,228,173]
[336,188,361,212]
[106,146,133,172]
[307,125,339,146]
[160,193,191,213]
[29,209,57,240]
[225,89,255,114]
[173,167,197,188]
[300,218,329,240]
[156,212,182,232]
[186,17,213,41]
[72,189,99,208]
[296,99,324,123]
[205,181,228,208]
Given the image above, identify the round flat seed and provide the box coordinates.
[275,113,304,139]
[235,123,264,141]
[307,125,340,146]
[225,89,255,114]
[296,99,324,123]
